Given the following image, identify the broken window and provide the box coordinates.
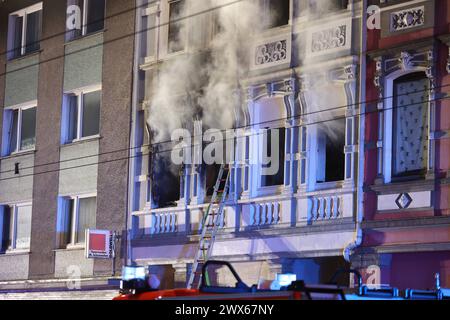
[261,128,285,187]
[151,153,182,208]
[392,72,429,178]
[168,0,185,53]
[315,120,345,183]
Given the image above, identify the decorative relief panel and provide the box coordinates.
[255,40,287,66]
[390,6,425,32]
[305,18,352,59]
[311,25,347,53]
[250,35,291,70]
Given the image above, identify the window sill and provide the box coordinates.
[1,148,36,160]
[62,135,101,147]
[64,29,106,45]
[7,50,41,63]
[62,244,85,251]
[314,180,344,191]
[0,249,30,256]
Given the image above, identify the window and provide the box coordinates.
[168,0,185,53]
[0,204,32,252]
[62,89,101,143]
[315,120,345,183]
[1,105,37,156]
[261,128,285,187]
[7,3,42,60]
[308,0,348,15]
[261,0,290,29]
[392,73,429,178]
[57,195,96,247]
[151,153,181,208]
[66,0,106,41]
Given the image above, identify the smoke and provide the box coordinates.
[298,0,350,142]
[148,0,263,143]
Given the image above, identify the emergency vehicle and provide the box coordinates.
[113,260,450,300]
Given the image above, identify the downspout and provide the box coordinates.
[126,0,145,266]
[343,0,366,263]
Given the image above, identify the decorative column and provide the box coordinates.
[282,77,300,196]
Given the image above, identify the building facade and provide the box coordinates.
[128,0,366,288]
[352,0,450,290]
[0,0,134,297]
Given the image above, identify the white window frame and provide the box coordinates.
[81,0,106,37]
[62,84,101,144]
[63,193,96,248]
[0,202,32,252]
[161,0,187,57]
[382,68,430,184]
[7,3,43,59]
[1,101,37,156]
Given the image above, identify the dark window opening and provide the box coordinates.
[151,154,181,208]
[25,10,42,54]
[309,0,348,15]
[261,0,290,29]
[85,0,106,34]
[205,164,221,197]
[392,72,429,178]
[1,207,12,252]
[261,128,285,187]
[316,120,345,183]
[168,0,185,53]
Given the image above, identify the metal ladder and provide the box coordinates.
[187,163,231,289]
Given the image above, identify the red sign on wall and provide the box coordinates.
[85,229,113,259]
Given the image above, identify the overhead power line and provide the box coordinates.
[0,82,446,174]
[0,93,448,183]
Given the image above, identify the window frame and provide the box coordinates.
[67,0,106,41]
[0,202,32,253]
[61,193,97,249]
[381,69,431,184]
[1,101,37,157]
[62,85,101,144]
[7,3,43,60]
[167,0,186,54]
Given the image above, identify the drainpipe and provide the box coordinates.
[343,0,367,263]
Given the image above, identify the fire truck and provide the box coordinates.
[113,260,450,301]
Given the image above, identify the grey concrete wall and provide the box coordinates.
[94,0,135,276]
[4,55,39,107]
[54,249,94,278]
[0,253,30,281]
[0,153,34,203]
[29,0,66,279]
[59,140,99,196]
[64,33,104,91]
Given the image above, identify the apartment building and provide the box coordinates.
[0,0,134,297]
[353,0,450,290]
[128,0,366,288]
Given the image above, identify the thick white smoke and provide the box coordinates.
[148,0,263,144]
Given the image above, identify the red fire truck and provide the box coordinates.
[113,260,449,300]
